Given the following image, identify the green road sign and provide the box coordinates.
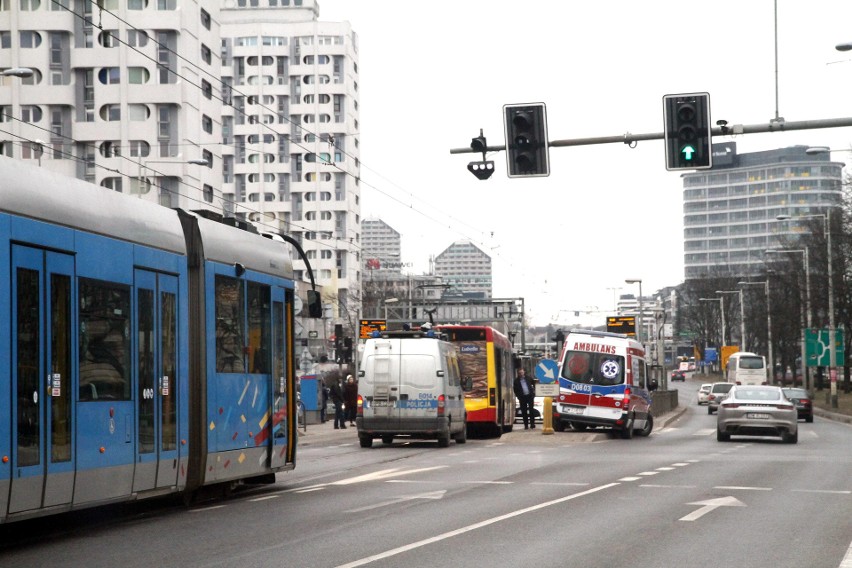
[805,328,845,367]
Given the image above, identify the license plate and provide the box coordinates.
[371,400,393,408]
[746,413,770,419]
[563,406,584,415]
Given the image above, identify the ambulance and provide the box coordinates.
[552,330,654,438]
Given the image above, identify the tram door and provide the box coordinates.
[9,246,75,514]
[269,288,290,469]
[133,270,180,492]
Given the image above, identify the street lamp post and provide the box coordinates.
[625,279,643,344]
[766,248,811,388]
[739,281,773,384]
[776,211,837,407]
[700,297,725,371]
[716,290,745,350]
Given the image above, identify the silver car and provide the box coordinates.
[707,382,734,414]
[697,383,712,405]
[716,385,798,443]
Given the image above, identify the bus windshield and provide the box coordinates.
[739,356,765,370]
[562,351,625,386]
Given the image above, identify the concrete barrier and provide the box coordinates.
[651,389,679,416]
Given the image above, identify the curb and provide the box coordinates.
[813,406,852,425]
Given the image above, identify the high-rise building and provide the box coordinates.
[434,240,492,299]
[0,0,361,317]
[682,143,842,279]
[0,1,222,209]
[220,0,361,312]
[361,217,403,279]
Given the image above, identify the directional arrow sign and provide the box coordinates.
[345,490,446,513]
[679,496,745,522]
[535,359,559,384]
[681,145,696,161]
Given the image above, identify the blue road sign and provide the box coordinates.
[535,359,559,384]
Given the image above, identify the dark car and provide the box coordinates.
[781,388,814,423]
[670,370,686,382]
[707,382,735,414]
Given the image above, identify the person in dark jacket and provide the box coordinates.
[329,377,346,429]
[343,374,358,426]
[513,368,536,430]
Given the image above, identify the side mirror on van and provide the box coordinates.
[649,379,659,392]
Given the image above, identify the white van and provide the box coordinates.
[725,352,768,385]
[356,330,467,448]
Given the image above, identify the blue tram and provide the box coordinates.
[0,157,303,523]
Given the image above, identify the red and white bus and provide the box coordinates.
[436,325,515,437]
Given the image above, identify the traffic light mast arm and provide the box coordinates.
[449,115,852,154]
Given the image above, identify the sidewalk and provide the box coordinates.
[296,406,690,448]
[812,387,852,425]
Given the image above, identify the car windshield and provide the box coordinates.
[562,350,625,386]
[712,383,733,393]
[735,388,781,401]
[700,384,711,392]
[783,388,808,399]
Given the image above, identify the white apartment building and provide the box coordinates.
[0,0,361,318]
[0,0,222,209]
[220,0,361,313]
[683,143,843,278]
[361,217,403,279]
[434,240,492,299]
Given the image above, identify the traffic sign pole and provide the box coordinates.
[535,359,559,436]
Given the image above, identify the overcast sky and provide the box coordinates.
[317,0,852,327]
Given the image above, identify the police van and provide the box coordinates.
[552,330,653,438]
[356,329,468,448]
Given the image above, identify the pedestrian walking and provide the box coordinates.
[320,381,329,423]
[514,368,536,430]
[329,376,346,429]
[344,374,358,426]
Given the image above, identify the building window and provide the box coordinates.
[20,31,42,48]
[127,67,150,84]
[201,79,212,99]
[21,105,43,123]
[200,8,211,29]
[127,30,148,47]
[98,67,120,85]
[202,114,213,134]
[201,44,212,65]
[203,184,213,202]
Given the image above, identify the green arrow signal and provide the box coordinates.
[681,145,696,161]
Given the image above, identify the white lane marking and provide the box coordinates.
[672,463,691,467]
[249,495,280,502]
[840,539,852,568]
[619,476,642,482]
[714,486,772,491]
[531,482,589,487]
[345,490,446,513]
[637,471,660,476]
[792,489,852,495]
[334,483,620,568]
[656,467,675,471]
[680,496,746,522]
[286,466,448,493]
[460,481,513,485]
[189,505,226,513]
[641,484,697,489]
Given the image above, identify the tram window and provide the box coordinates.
[247,282,271,374]
[215,275,245,373]
[78,279,131,401]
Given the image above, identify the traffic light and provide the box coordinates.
[343,337,353,363]
[503,103,550,178]
[663,93,712,170]
[334,324,343,355]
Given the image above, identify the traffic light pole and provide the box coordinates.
[450,116,852,155]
